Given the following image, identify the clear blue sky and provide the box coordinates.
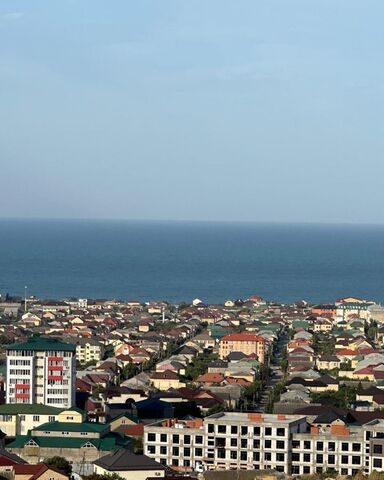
[1,0,383,223]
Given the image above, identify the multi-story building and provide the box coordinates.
[144,412,384,476]
[65,337,104,365]
[144,412,307,473]
[6,337,76,408]
[219,333,267,362]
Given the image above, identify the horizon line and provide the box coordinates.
[0,216,384,227]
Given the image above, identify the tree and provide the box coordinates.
[44,456,72,476]
[83,474,124,480]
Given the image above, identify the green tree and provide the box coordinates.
[44,456,72,476]
[83,474,124,480]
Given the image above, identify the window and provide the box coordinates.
[230,451,237,460]
[304,441,311,450]
[172,434,179,444]
[316,441,323,451]
[48,416,55,422]
[276,453,285,462]
[240,452,247,461]
[160,446,167,455]
[195,448,203,457]
[82,442,94,448]
[241,439,247,449]
[172,447,179,456]
[147,433,156,442]
[184,435,191,444]
[254,426,260,436]
[231,425,238,434]
[253,439,260,449]
[342,442,349,451]
[33,415,40,422]
[147,445,155,454]
[253,452,260,461]
[328,442,335,451]
[303,454,311,463]
[264,453,271,461]
[265,440,272,449]
[292,453,299,462]
[196,435,203,444]
[352,443,360,452]
[328,455,335,464]
[207,424,214,433]
[374,444,383,455]
[184,448,191,457]
[231,438,237,447]
[276,440,285,449]
[316,455,323,464]
[352,456,361,465]
[218,425,226,434]
[341,455,349,465]
[25,439,38,447]
[303,467,310,474]
[241,426,248,436]
[292,440,300,449]
[160,434,167,443]
[265,427,272,436]
[374,459,382,469]
[276,428,285,436]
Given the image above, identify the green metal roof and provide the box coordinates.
[7,337,76,352]
[33,421,108,433]
[7,433,129,451]
[0,404,63,415]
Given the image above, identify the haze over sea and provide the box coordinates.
[0,219,383,305]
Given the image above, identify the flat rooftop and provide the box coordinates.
[206,412,307,424]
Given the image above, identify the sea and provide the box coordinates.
[0,219,384,305]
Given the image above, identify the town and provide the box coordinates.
[0,293,384,480]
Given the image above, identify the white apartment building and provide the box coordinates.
[144,412,307,474]
[6,337,76,408]
[144,412,384,476]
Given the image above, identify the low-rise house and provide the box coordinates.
[7,409,129,474]
[12,464,68,480]
[93,448,166,480]
[317,355,341,371]
[150,371,185,391]
[0,404,63,437]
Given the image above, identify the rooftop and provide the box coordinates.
[7,337,76,352]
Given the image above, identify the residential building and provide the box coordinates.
[7,409,129,475]
[6,337,76,408]
[145,412,384,476]
[93,449,166,480]
[219,333,267,363]
[0,404,62,436]
[144,413,307,474]
[65,337,104,364]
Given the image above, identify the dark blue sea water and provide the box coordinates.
[0,219,383,304]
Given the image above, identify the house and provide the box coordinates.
[317,355,341,371]
[12,464,68,480]
[7,410,129,475]
[150,371,185,391]
[93,448,165,480]
[0,404,63,437]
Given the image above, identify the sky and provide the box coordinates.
[1,0,384,223]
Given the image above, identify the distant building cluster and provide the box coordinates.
[0,293,383,478]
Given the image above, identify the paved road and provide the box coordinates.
[254,328,288,412]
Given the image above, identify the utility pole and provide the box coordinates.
[24,286,27,313]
